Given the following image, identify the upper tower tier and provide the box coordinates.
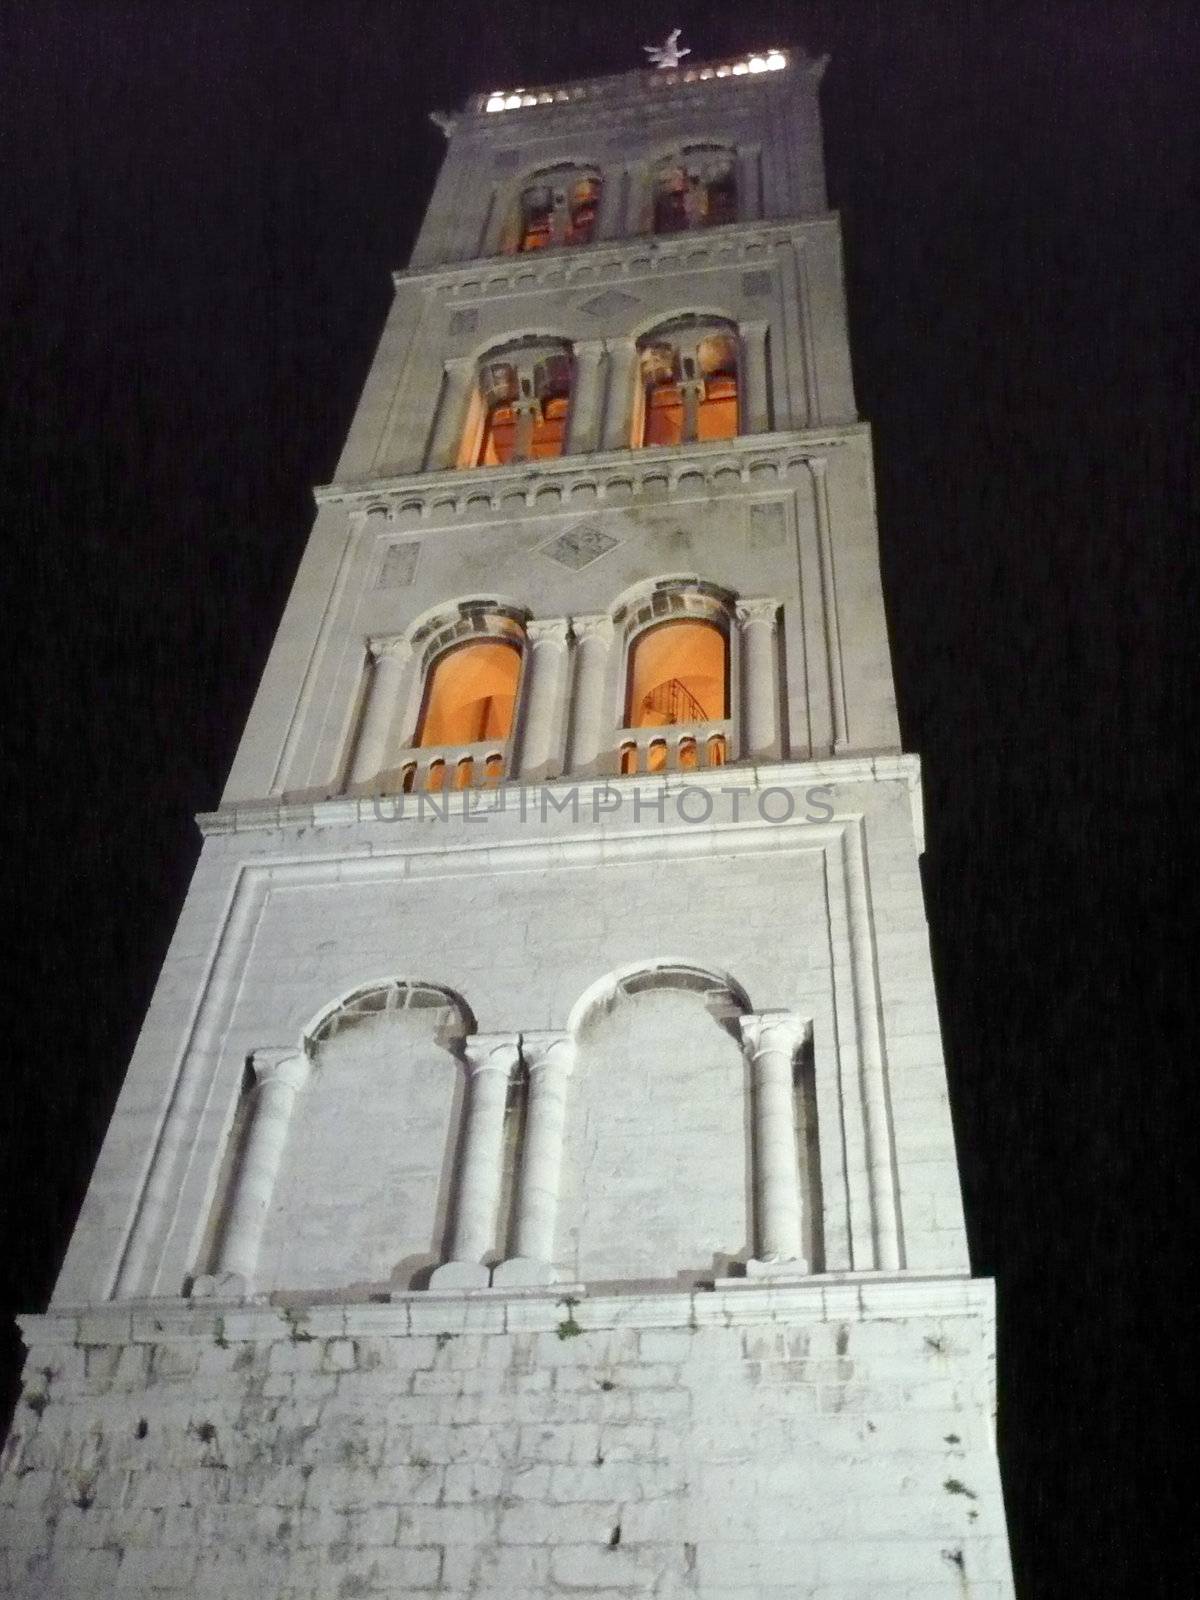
[410,46,829,270]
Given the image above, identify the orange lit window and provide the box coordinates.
[654,176,691,235]
[697,372,738,440]
[476,349,572,466]
[652,156,737,234]
[480,403,518,465]
[520,206,553,251]
[640,346,738,447]
[518,174,602,251]
[416,639,521,748]
[567,177,600,243]
[626,619,727,728]
[644,382,685,447]
[530,392,568,458]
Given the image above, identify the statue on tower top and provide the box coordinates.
[644,28,690,70]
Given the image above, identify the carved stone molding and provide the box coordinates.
[394,216,841,299]
[317,427,862,523]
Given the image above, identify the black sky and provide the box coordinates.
[0,2,1196,1595]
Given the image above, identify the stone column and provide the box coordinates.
[564,340,607,456]
[513,618,570,780]
[807,455,849,751]
[601,337,641,451]
[737,146,763,221]
[565,615,614,774]
[596,168,624,241]
[430,1034,520,1289]
[680,376,704,442]
[349,637,411,787]
[739,1012,809,1275]
[510,391,540,463]
[196,1048,310,1298]
[737,599,780,760]
[493,1032,576,1287]
[740,320,772,434]
[622,162,648,235]
[425,357,478,471]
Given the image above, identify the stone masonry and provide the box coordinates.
[3,1284,1010,1599]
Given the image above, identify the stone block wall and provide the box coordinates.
[1,1281,1014,1599]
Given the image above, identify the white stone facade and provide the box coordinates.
[0,46,1016,1599]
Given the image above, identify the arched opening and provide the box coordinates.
[626,618,728,729]
[416,638,521,748]
[639,324,739,446]
[652,147,737,233]
[557,963,752,1283]
[476,347,573,465]
[515,166,602,251]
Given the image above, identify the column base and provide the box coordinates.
[190,1271,251,1301]
[746,1256,810,1280]
[428,1261,492,1290]
[490,1257,561,1288]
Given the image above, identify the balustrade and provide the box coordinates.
[616,719,730,775]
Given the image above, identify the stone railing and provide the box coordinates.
[393,740,508,794]
[617,720,731,775]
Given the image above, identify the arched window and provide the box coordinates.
[473,340,573,466]
[638,318,740,446]
[626,619,728,730]
[512,165,602,251]
[416,637,522,748]
[652,146,737,233]
[616,582,734,774]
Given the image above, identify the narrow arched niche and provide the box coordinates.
[247,982,472,1295]
[557,965,752,1286]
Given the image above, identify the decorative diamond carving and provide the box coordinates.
[449,308,479,335]
[375,543,420,589]
[539,522,621,570]
[492,149,520,171]
[577,288,642,319]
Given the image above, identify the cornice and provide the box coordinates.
[314,425,868,517]
[451,49,822,131]
[26,1271,992,1347]
[393,215,841,295]
[198,752,921,841]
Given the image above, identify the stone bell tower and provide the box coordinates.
[1,43,1016,1600]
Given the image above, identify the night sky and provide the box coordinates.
[0,2,1195,1595]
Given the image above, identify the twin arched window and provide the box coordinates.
[638,317,740,446]
[515,165,602,252]
[474,341,573,466]
[460,317,742,469]
[501,147,739,254]
[355,584,744,793]
[651,146,738,234]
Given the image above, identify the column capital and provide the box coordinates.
[735,597,779,629]
[605,333,640,357]
[248,1048,309,1092]
[462,1033,522,1078]
[740,318,770,338]
[572,337,608,360]
[526,617,571,648]
[365,633,412,662]
[738,1011,808,1060]
[570,613,614,646]
[805,454,829,480]
[520,1031,576,1076]
[443,353,478,376]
